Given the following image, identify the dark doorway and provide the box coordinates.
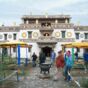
[42,47,52,57]
[84,48,88,52]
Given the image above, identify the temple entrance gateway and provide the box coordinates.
[42,47,52,57]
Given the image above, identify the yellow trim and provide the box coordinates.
[22,32,27,38]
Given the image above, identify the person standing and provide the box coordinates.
[32,52,37,67]
[50,50,56,65]
[75,51,78,61]
[39,50,46,64]
[64,51,73,81]
[56,50,65,69]
[42,52,46,63]
[54,50,65,80]
[83,51,88,72]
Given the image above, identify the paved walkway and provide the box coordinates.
[16,65,72,88]
[0,59,79,88]
[1,58,88,88]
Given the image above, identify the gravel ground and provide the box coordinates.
[15,65,74,88]
[1,63,87,88]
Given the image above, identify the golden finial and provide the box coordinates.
[77,21,80,26]
[0,23,4,26]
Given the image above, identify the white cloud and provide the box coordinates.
[0,0,17,2]
[64,12,88,16]
[42,0,87,10]
[0,0,87,25]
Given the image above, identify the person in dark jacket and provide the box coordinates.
[75,51,78,61]
[32,52,37,67]
[50,50,56,65]
[83,51,88,72]
[39,50,46,64]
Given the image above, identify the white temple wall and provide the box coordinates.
[0,32,19,41]
[52,29,75,38]
[75,31,88,42]
[28,42,40,58]
[19,29,40,39]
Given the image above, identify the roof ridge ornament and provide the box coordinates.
[13,22,16,26]
[30,11,32,15]
[45,12,48,18]
[77,21,80,26]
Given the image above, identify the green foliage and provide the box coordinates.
[80,78,88,88]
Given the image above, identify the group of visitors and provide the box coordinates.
[32,50,56,67]
[32,48,88,81]
[32,49,74,81]
[55,50,73,81]
[32,50,46,67]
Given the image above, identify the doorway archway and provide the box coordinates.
[42,47,52,57]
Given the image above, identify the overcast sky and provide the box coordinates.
[0,0,88,26]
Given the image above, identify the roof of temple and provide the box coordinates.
[22,15,71,19]
[74,26,88,31]
[0,26,20,32]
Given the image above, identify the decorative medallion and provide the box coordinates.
[55,32,60,37]
[8,34,12,39]
[67,32,72,37]
[22,32,27,38]
[80,34,84,38]
[33,32,38,37]
[0,34,2,39]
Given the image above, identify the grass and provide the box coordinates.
[0,55,17,63]
[80,78,88,88]
[0,56,18,83]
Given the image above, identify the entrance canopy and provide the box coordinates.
[0,40,32,66]
[0,40,32,48]
[62,42,88,48]
[62,42,88,62]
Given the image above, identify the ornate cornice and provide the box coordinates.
[22,15,71,19]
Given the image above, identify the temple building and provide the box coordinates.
[0,14,88,59]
